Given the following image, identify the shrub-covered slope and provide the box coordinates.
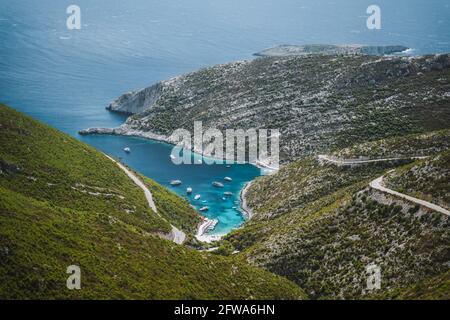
[384,150,450,210]
[225,132,450,299]
[0,104,306,299]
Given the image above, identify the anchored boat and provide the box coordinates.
[212,181,224,188]
[170,180,182,186]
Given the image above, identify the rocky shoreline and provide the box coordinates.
[254,44,410,57]
[82,51,450,164]
[239,180,255,219]
[79,125,278,170]
[80,124,264,242]
[79,48,450,245]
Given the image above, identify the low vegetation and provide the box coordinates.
[384,150,450,210]
[0,104,306,299]
[225,132,450,299]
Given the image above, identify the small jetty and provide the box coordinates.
[186,187,192,194]
[123,147,131,153]
[205,219,218,232]
[170,180,182,186]
[212,181,224,188]
[194,194,201,200]
[224,177,232,182]
[196,218,219,243]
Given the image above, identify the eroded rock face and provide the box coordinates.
[106,82,164,114]
[83,53,450,163]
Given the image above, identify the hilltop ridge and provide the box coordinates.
[81,53,450,164]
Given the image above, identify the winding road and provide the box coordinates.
[319,154,449,216]
[370,176,450,216]
[105,154,186,244]
[318,154,429,166]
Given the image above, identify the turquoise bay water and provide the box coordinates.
[1,0,449,234]
[82,134,263,235]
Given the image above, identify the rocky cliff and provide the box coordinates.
[106,82,164,114]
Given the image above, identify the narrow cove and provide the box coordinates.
[81,133,265,236]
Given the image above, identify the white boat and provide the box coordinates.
[170,180,182,186]
[224,177,232,182]
[194,194,201,200]
[224,191,233,196]
[212,181,224,188]
[123,147,131,153]
[199,206,209,212]
[186,187,193,194]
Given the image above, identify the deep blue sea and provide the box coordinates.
[1,0,449,234]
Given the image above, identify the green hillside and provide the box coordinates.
[224,131,450,299]
[0,104,306,299]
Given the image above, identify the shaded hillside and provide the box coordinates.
[0,104,306,299]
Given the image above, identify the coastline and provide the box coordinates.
[80,122,268,243]
[239,180,255,219]
[79,125,279,171]
[195,179,255,244]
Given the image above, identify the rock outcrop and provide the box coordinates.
[106,82,164,114]
[254,44,410,57]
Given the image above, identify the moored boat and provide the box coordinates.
[212,181,224,188]
[170,180,182,186]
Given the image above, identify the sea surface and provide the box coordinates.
[1,0,449,234]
